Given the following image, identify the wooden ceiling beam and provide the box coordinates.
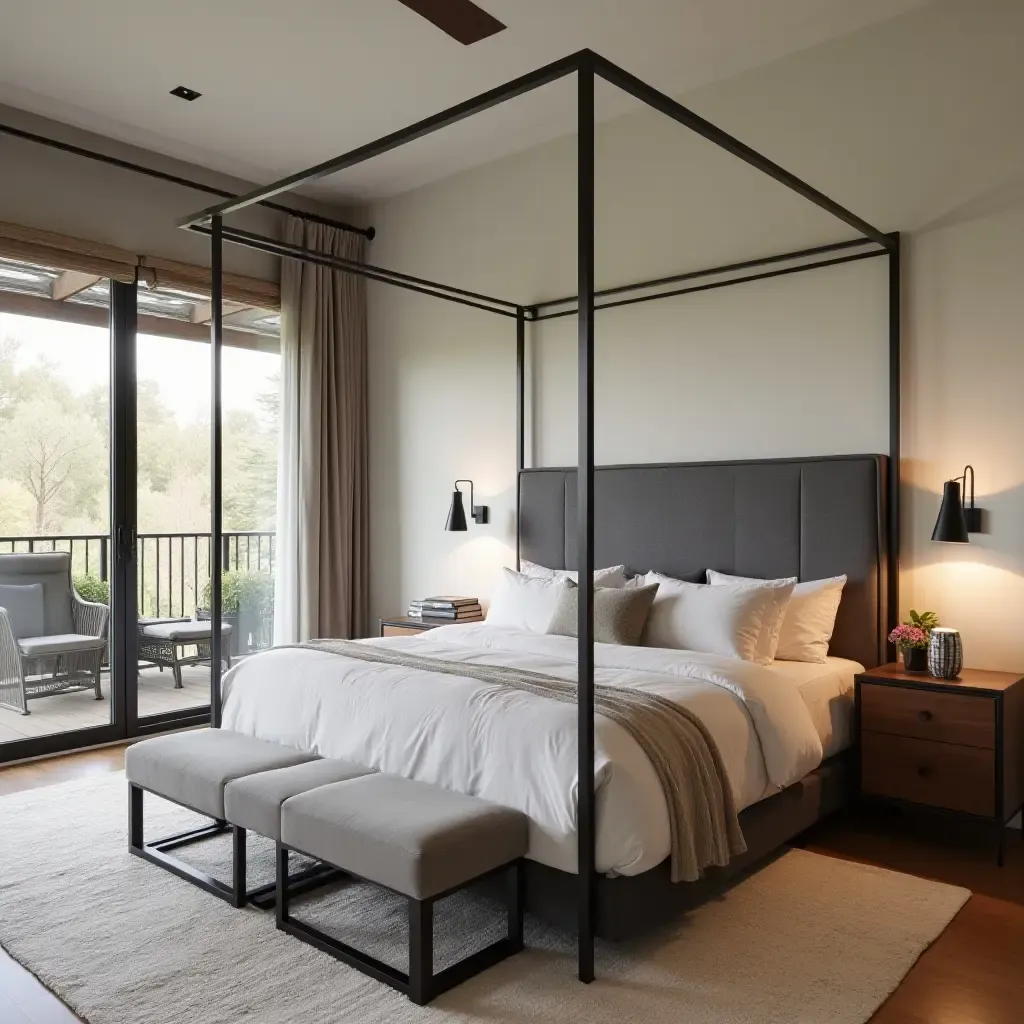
[189,299,251,325]
[0,289,277,353]
[51,270,102,301]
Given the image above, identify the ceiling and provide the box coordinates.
[0,0,928,204]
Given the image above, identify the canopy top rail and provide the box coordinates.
[178,50,890,253]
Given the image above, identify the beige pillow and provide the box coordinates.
[545,581,660,646]
[707,570,846,664]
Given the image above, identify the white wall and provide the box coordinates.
[368,0,1024,675]
[0,104,361,279]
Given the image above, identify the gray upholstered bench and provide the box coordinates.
[277,773,528,1005]
[222,759,374,907]
[126,729,320,907]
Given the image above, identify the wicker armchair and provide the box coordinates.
[0,552,110,715]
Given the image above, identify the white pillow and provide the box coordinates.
[707,570,847,664]
[519,559,627,589]
[705,570,796,663]
[639,571,779,663]
[486,568,571,632]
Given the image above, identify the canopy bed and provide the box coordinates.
[180,49,900,984]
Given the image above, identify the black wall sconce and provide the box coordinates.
[931,465,984,543]
[445,480,489,531]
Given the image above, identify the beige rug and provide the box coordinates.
[0,773,968,1024]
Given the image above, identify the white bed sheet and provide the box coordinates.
[220,624,827,878]
[767,656,862,759]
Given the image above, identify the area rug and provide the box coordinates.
[0,773,969,1024]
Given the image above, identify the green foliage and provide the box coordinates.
[202,570,275,616]
[73,572,110,605]
[0,327,279,539]
[906,609,939,631]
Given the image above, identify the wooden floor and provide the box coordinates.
[1,751,1022,1023]
[0,665,213,745]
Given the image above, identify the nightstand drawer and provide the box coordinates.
[861,731,995,816]
[859,682,995,749]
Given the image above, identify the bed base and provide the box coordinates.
[510,753,853,941]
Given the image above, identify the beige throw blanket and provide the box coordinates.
[294,639,746,882]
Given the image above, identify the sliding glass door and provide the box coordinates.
[131,283,280,730]
[0,261,126,759]
[0,259,281,762]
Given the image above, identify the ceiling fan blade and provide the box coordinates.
[396,0,506,45]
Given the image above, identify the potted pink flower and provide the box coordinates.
[889,610,938,673]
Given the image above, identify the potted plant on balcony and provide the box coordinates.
[199,570,274,655]
[73,572,109,605]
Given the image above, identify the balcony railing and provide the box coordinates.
[0,532,275,620]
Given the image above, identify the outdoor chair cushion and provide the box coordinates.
[224,759,375,840]
[280,774,529,900]
[17,633,107,658]
[0,583,45,639]
[0,553,75,635]
[141,620,233,642]
[125,729,318,820]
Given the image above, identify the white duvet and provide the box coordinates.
[221,624,824,877]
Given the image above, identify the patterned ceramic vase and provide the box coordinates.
[928,627,963,680]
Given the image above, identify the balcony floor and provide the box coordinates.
[0,663,217,746]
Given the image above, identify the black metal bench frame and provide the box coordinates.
[128,782,340,910]
[276,840,524,1005]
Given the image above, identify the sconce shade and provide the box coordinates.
[445,490,468,532]
[931,480,969,543]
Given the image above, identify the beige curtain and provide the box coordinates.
[273,217,369,642]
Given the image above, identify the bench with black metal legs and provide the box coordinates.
[125,729,370,908]
[277,773,529,1006]
[222,758,373,908]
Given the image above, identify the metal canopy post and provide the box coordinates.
[576,56,597,985]
[887,232,902,651]
[515,307,526,571]
[210,215,224,729]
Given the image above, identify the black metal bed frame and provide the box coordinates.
[180,48,901,985]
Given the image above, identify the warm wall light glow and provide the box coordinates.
[902,560,1024,671]
[448,535,515,610]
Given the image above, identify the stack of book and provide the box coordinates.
[408,596,483,621]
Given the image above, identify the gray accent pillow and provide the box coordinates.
[0,583,46,639]
[545,581,660,646]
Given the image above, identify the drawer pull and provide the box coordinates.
[917,710,933,723]
[916,765,931,778]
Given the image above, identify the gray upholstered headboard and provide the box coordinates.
[518,454,889,669]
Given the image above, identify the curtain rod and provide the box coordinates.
[0,121,375,240]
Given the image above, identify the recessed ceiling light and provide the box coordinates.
[170,85,202,101]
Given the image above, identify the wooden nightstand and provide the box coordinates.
[855,662,1024,865]
[379,616,443,638]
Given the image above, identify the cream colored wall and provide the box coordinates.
[368,0,1024,674]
